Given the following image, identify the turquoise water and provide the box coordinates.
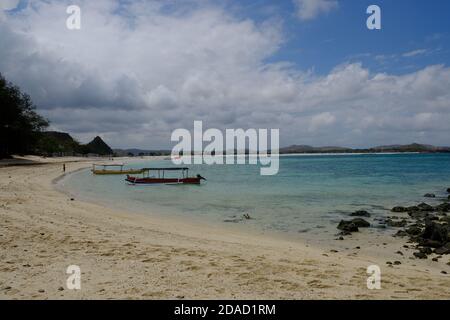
[60,153,450,241]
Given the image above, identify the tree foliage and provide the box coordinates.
[0,73,49,158]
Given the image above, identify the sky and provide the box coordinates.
[1,0,450,149]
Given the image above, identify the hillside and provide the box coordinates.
[36,132,113,156]
[86,136,113,155]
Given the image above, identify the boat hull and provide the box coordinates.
[125,176,202,185]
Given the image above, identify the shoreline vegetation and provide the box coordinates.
[0,156,449,299]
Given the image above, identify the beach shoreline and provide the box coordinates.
[0,157,449,299]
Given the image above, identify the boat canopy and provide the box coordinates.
[93,163,125,167]
[141,167,189,171]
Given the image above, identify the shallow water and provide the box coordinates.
[59,153,450,243]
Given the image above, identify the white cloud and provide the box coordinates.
[402,49,428,58]
[293,0,338,21]
[0,0,20,10]
[0,0,450,149]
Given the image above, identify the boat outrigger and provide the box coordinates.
[125,168,206,185]
[92,163,145,175]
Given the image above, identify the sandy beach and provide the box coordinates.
[0,157,449,299]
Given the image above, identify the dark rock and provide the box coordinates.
[406,226,422,236]
[418,239,443,248]
[351,210,371,217]
[422,221,448,244]
[386,261,392,265]
[419,247,433,255]
[441,271,448,274]
[242,213,252,220]
[350,218,370,228]
[395,230,408,237]
[337,220,359,233]
[432,257,439,262]
[447,188,450,193]
[439,216,450,224]
[434,244,450,255]
[424,193,436,198]
[408,211,428,219]
[413,252,427,259]
[395,251,404,255]
[393,261,401,265]
[392,206,408,213]
[58,287,64,291]
[435,202,450,213]
[417,203,434,212]
[407,206,419,212]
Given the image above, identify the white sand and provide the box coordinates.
[0,157,449,299]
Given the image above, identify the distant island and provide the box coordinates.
[278,143,450,154]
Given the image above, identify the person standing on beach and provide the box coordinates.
[63,163,66,172]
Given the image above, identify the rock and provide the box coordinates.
[394,230,408,237]
[338,236,344,240]
[38,289,45,293]
[432,257,439,262]
[393,261,401,265]
[351,210,371,217]
[424,193,436,198]
[440,216,450,224]
[395,251,404,255]
[447,188,450,193]
[58,286,64,291]
[422,221,448,244]
[441,271,448,274]
[408,211,428,219]
[242,213,252,220]
[70,198,75,201]
[407,206,419,212]
[435,202,450,213]
[417,203,434,212]
[434,244,450,255]
[350,218,370,228]
[413,252,427,259]
[386,261,392,265]
[386,219,407,228]
[406,226,422,236]
[419,239,444,248]
[337,220,359,233]
[392,206,408,213]
[419,247,433,255]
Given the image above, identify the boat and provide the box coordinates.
[125,167,206,185]
[92,163,145,175]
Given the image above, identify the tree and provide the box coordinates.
[0,74,49,158]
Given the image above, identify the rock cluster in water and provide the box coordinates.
[336,188,450,261]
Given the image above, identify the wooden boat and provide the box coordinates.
[125,167,206,185]
[92,163,145,175]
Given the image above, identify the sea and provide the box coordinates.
[58,153,450,244]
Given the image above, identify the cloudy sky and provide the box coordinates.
[1,0,450,149]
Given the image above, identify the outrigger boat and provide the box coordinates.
[92,163,145,175]
[125,168,206,185]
